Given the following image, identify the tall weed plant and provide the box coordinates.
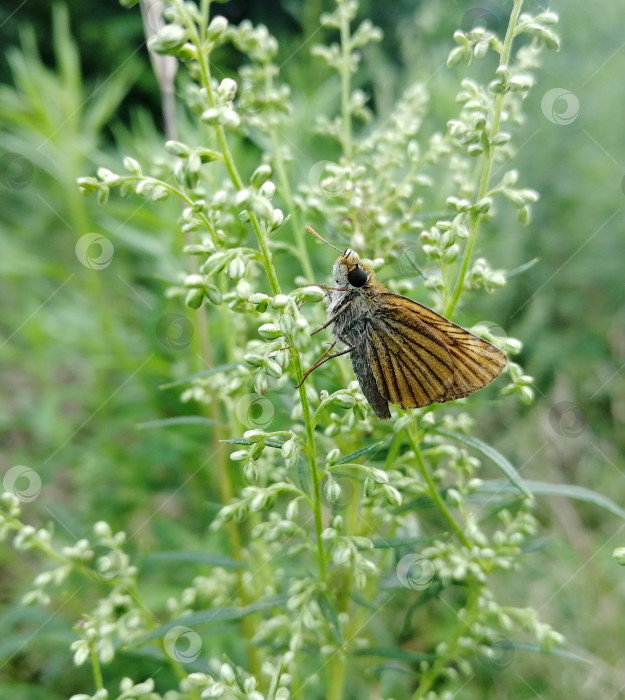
[3,1,614,699]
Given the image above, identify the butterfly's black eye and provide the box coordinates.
[347,266,369,287]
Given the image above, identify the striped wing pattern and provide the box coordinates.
[368,293,507,409]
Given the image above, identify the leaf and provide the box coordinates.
[368,535,443,549]
[505,257,539,280]
[353,646,436,663]
[477,479,625,520]
[133,595,289,645]
[520,537,552,554]
[159,363,241,389]
[350,592,379,612]
[221,438,284,449]
[336,442,384,465]
[489,639,591,665]
[394,495,436,513]
[434,429,530,496]
[316,593,344,646]
[137,416,218,429]
[144,551,245,569]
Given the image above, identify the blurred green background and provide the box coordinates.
[1,1,625,698]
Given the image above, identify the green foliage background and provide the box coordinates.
[1,1,624,698]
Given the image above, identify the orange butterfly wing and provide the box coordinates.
[368,293,507,409]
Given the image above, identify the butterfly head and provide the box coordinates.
[333,249,372,289]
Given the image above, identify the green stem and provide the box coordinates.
[406,420,472,549]
[339,6,353,158]
[264,67,316,282]
[296,359,327,583]
[327,652,348,700]
[410,580,481,699]
[268,123,316,282]
[89,644,104,690]
[444,0,523,318]
[191,16,326,582]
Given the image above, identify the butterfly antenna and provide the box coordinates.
[305,226,344,254]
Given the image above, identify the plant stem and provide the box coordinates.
[339,6,353,158]
[295,360,327,583]
[191,15,327,583]
[265,70,316,282]
[406,420,472,550]
[444,0,524,318]
[327,652,348,700]
[89,644,104,690]
[410,579,481,699]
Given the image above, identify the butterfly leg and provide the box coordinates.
[311,301,353,336]
[295,341,355,387]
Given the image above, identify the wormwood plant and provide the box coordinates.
[1,1,584,699]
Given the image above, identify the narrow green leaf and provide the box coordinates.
[316,593,344,646]
[477,479,625,520]
[336,442,384,465]
[137,416,218,429]
[222,438,284,449]
[394,495,436,513]
[353,646,436,663]
[159,363,241,389]
[493,639,591,665]
[133,595,288,645]
[520,537,552,554]
[368,535,443,549]
[504,257,539,280]
[145,551,245,569]
[434,429,530,496]
[350,592,379,612]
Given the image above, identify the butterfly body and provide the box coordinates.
[324,249,507,420]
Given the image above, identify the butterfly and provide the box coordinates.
[301,227,507,420]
